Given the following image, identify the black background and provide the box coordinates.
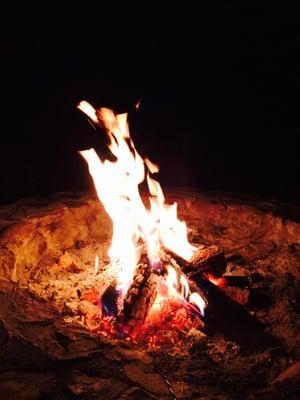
[1,5,299,205]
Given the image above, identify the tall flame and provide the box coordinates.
[78,101,205,315]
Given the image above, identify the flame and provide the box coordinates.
[78,100,98,123]
[78,100,205,315]
[135,99,141,110]
[163,265,205,316]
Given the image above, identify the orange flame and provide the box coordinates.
[163,265,205,315]
[78,101,205,315]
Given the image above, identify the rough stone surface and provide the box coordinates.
[0,189,299,399]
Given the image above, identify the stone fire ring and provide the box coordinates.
[0,188,299,399]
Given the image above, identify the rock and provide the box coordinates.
[78,300,100,319]
[272,361,300,394]
[0,320,8,346]
[104,347,153,365]
[273,361,300,383]
[68,371,129,399]
[0,371,55,400]
[0,190,300,399]
[123,364,170,396]
[118,386,155,399]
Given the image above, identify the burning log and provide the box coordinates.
[220,275,251,306]
[188,245,226,276]
[117,264,158,329]
[162,245,226,276]
[160,250,273,348]
[189,271,271,347]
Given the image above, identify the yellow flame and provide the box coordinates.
[78,100,205,314]
[164,265,205,316]
[78,101,98,122]
[135,99,141,110]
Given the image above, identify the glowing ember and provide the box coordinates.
[77,100,206,342]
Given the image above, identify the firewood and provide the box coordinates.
[222,275,251,289]
[162,245,226,276]
[221,285,250,306]
[186,271,276,348]
[117,264,158,329]
[161,252,274,348]
[189,245,226,276]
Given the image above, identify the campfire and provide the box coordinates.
[75,100,258,349]
[0,100,299,399]
[76,100,209,347]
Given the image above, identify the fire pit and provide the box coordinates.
[0,102,299,399]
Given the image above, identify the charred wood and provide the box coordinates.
[188,245,226,276]
[162,245,226,276]
[161,252,276,349]
[189,271,278,349]
[117,264,158,329]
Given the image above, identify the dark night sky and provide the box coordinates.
[1,5,299,205]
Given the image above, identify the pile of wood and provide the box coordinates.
[113,243,270,349]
